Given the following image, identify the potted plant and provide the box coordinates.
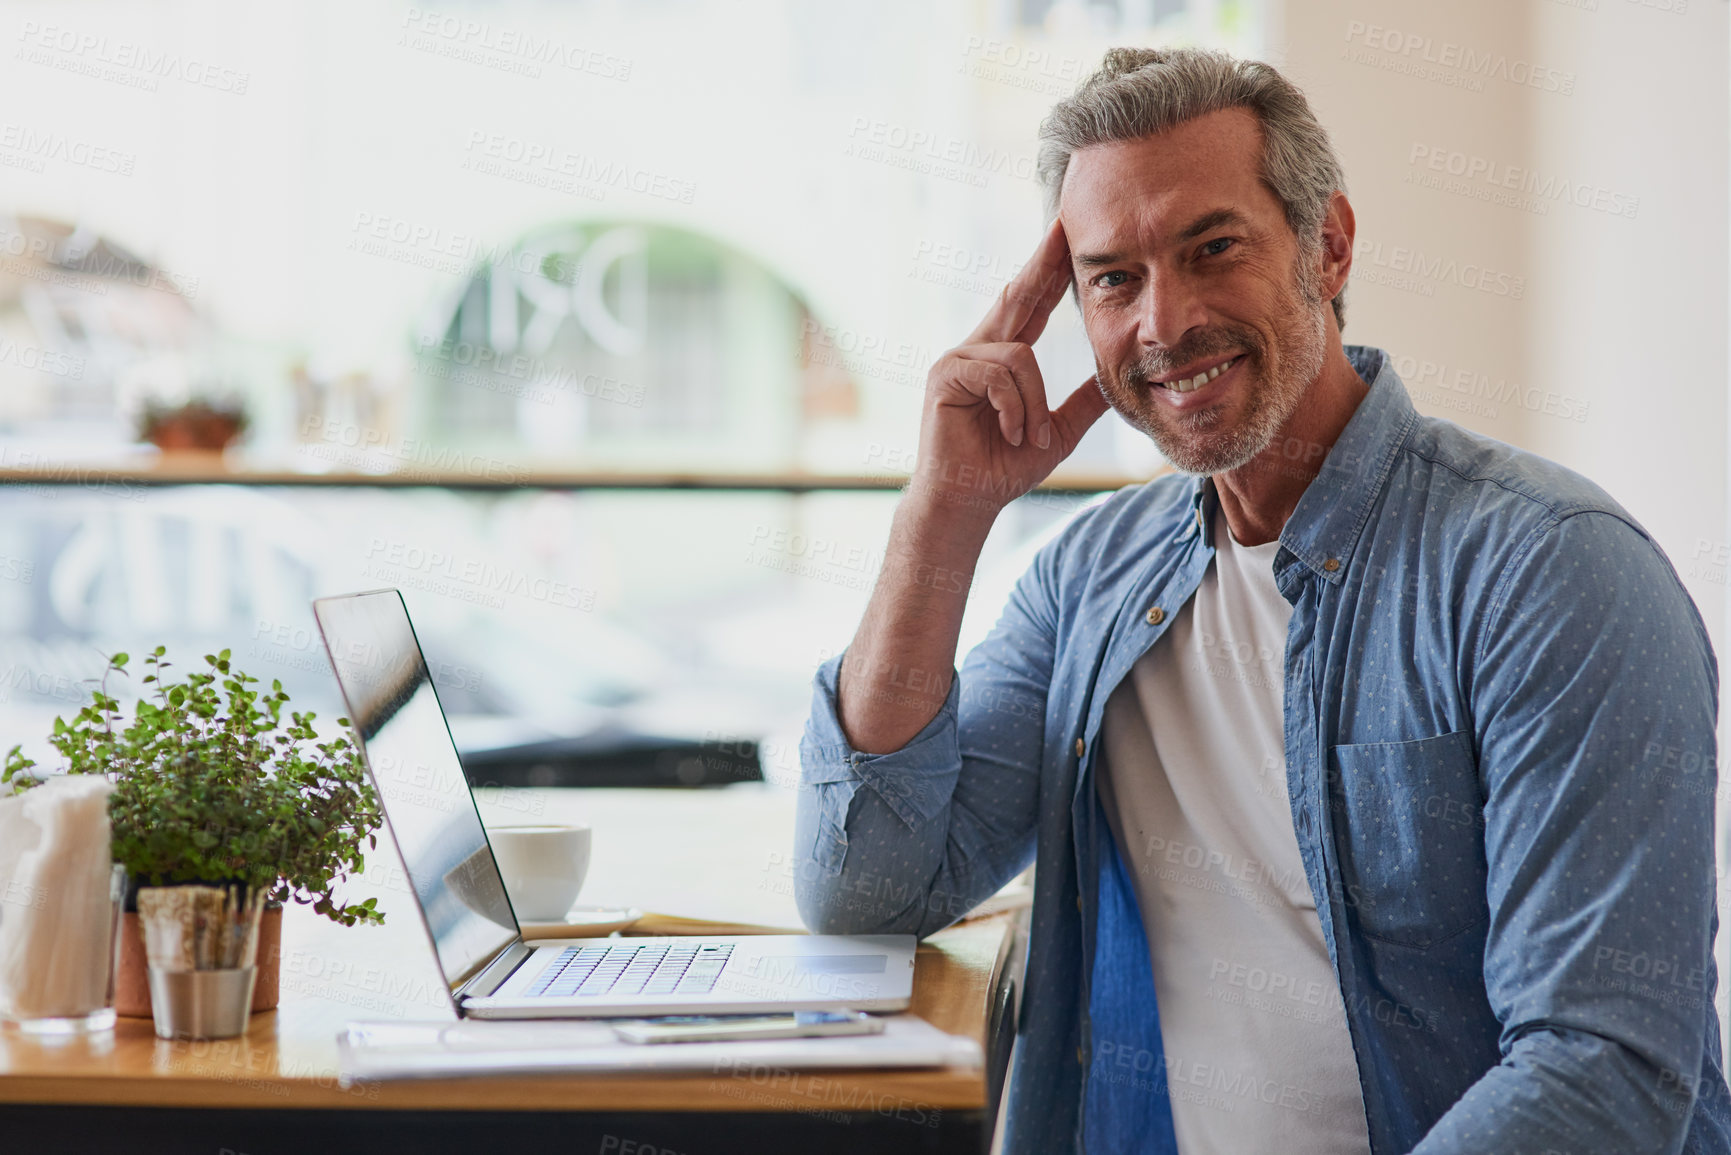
[4,647,385,1016]
[136,396,249,452]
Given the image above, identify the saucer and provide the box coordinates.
[519,905,644,940]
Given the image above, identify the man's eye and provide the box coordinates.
[1095,271,1130,288]
[1202,237,1235,257]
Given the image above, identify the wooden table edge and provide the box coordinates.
[0,914,1017,1115]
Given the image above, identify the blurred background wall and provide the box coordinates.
[4,0,1714,576]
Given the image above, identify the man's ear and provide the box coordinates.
[1318,190,1355,304]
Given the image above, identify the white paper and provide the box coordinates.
[336,1012,981,1084]
[0,775,116,1019]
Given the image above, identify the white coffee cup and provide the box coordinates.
[487,824,592,921]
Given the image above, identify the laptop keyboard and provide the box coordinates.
[525,942,734,998]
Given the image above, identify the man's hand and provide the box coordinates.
[837,219,1109,755]
[909,218,1111,522]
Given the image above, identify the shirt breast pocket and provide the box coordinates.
[1326,731,1488,950]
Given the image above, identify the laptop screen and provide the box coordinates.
[313,590,519,992]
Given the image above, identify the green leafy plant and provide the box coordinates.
[5,648,384,926]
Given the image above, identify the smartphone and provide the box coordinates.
[612,1010,886,1045]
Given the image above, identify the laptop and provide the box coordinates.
[312,589,915,1019]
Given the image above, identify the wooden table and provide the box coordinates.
[0,786,1025,1154]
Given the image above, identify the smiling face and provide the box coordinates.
[1062,107,1332,476]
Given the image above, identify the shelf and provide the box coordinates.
[0,459,1148,494]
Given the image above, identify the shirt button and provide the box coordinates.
[1145,607,1165,626]
[1075,895,1083,912]
[1077,1045,1085,1064]
[1075,737,1085,758]
[1323,558,1341,572]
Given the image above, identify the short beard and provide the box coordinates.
[1104,251,1330,476]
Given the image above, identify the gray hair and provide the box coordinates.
[1037,47,1348,330]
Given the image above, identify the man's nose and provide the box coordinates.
[1137,267,1208,349]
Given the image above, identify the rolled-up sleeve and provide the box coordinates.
[794,554,1058,938]
[1413,510,1730,1153]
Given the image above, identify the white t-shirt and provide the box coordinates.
[1097,512,1372,1155]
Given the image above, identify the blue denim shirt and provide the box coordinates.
[796,346,1731,1154]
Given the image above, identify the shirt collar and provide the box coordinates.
[1279,345,1417,585]
[1174,346,1416,586]
[1182,475,1215,545]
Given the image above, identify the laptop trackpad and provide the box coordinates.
[757,954,888,975]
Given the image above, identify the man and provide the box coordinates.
[794,47,1731,1155]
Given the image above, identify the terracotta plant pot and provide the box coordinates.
[141,407,246,451]
[115,905,282,1017]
